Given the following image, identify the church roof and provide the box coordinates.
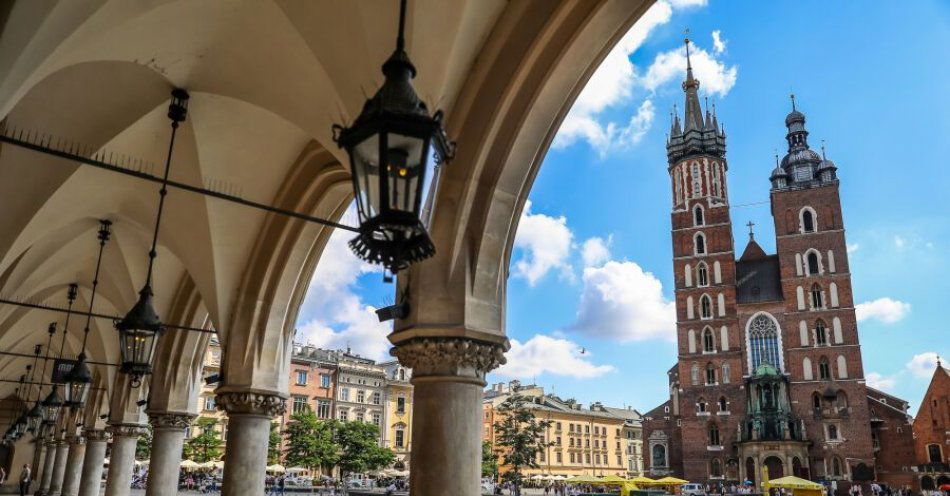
[739,239,768,261]
[736,253,782,304]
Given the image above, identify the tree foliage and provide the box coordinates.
[482,440,499,479]
[184,417,223,463]
[268,421,282,465]
[284,411,338,473]
[493,394,553,494]
[335,421,395,478]
[135,425,152,460]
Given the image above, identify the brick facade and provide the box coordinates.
[912,365,950,490]
[642,59,914,492]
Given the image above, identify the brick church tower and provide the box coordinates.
[643,39,882,489]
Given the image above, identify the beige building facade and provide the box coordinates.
[483,382,644,478]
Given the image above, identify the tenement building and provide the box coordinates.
[641,41,914,491]
[483,381,644,478]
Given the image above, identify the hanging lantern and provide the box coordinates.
[12,415,27,437]
[116,286,162,383]
[64,353,92,407]
[332,0,454,275]
[116,90,187,385]
[26,403,42,433]
[41,386,62,424]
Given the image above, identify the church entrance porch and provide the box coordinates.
[738,441,810,485]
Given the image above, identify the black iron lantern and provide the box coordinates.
[116,89,188,384]
[41,386,62,424]
[332,0,454,275]
[12,415,26,438]
[64,353,92,407]
[66,220,111,406]
[116,286,162,381]
[26,402,43,434]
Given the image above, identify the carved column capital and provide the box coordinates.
[83,429,110,442]
[148,413,195,430]
[66,435,85,446]
[390,337,508,385]
[106,424,149,438]
[215,392,286,418]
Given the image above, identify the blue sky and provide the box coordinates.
[296,0,950,416]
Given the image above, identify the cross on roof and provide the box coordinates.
[747,221,755,240]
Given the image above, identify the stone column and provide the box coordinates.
[78,430,109,496]
[60,436,86,496]
[38,440,58,495]
[32,439,47,479]
[217,393,286,496]
[145,413,194,496]
[48,440,69,496]
[103,425,147,496]
[391,337,506,496]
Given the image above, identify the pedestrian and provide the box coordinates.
[278,475,285,496]
[385,481,397,496]
[18,464,31,496]
[0,465,6,486]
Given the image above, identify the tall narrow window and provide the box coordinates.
[694,205,705,226]
[807,251,821,275]
[811,283,824,309]
[674,169,683,204]
[721,362,730,384]
[802,209,815,233]
[703,328,715,352]
[692,163,702,198]
[832,456,843,476]
[700,295,713,319]
[696,233,707,255]
[818,357,831,380]
[697,263,709,287]
[708,424,720,446]
[812,393,821,409]
[718,397,728,412]
[706,363,717,384]
[698,397,708,412]
[711,458,723,478]
[815,320,827,345]
[691,364,700,385]
[748,314,782,371]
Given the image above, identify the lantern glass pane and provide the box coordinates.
[121,328,157,373]
[384,132,428,215]
[353,134,381,219]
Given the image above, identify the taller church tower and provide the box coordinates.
[665,39,746,480]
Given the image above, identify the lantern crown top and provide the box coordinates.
[116,285,162,333]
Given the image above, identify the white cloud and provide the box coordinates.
[866,372,897,392]
[847,243,859,253]
[513,201,574,286]
[711,30,726,54]
[855,297,911,324]
[495,335,615,379]
[906,352,941,378]
[894,235,905,248]
[570,261,676,342]
[295,207,391,361]
[668,0,707,7]
[582,236,612,268]
[642,43,738,96]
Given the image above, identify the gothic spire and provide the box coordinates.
[682,37,704,132]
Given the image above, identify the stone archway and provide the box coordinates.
[746,457,756,484]
[764,456,784,479]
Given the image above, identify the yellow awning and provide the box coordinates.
[565,475,603,483]
[655,476,689,485]
[768,476,824,490]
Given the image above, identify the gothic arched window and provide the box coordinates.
[694,205,705,226]
[674,169,683,204]
[652,444,667,468]
[691,163,702,198]
[831,456,843,476]
[818,357,831,380]
[815,320,828,345]
[718,397,728,412]
[705,363,717,384]
[807,251,821,275]
[695,232,707,255]
[697,397,708,412]
[811,283,824,309]
[748,314,781,371]
[802,208,816,233]
[703,327,715,352]
[708,423,720,446]
[812,392,821,409]
[700,295,713,319]
[711,458,723,477]
[697,263,709,287]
